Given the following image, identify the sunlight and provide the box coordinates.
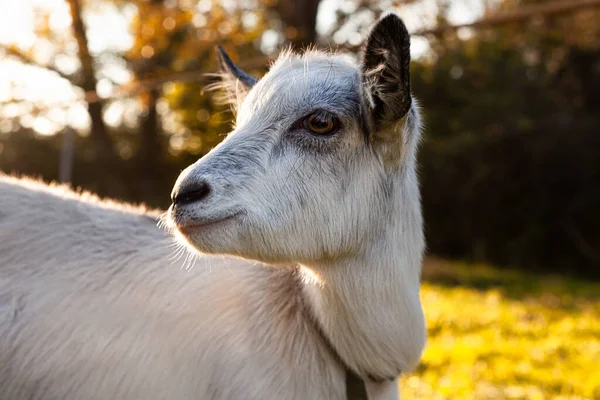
[0,0,43,47]
[0,1,597,397]
[317,0,486,59]
[0,0,487,136]
[0,0,134,136]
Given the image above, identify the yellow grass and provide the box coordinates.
[399,258,600,400]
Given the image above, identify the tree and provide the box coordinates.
[66,0,115,160]
[0,0,117,160]
[410,0,600,275]
[272,0,321,49]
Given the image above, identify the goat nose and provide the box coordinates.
[172,180,211,206]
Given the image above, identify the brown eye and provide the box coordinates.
[304,111,339,135]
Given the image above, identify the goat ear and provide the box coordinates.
[361,14,412,129]
[216,46,258,91]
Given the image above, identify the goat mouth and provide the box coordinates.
[175,212,243,234]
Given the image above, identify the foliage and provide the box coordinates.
[400,258,600,399]
[124,0,270,155]
[411,5,600,277]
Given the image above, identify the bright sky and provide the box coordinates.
[317,0,488,56]
[0,0,135,134]
[0,0,486,136]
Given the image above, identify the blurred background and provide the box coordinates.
[0,0,599,398]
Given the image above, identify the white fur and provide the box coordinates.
[0,22,426,400]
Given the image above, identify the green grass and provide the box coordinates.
[399,258,600,399]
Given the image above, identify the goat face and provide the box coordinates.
[168,14,421,265]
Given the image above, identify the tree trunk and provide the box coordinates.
[138,88,162,163]
[66,0,115,160]
[135,88,165,203]
[274,0,322,50]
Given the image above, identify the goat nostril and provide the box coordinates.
[172,181,211,205]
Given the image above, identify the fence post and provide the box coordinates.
[59,126,75,184]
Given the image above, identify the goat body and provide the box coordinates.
[0,176,351,399]
[0,14,426,400]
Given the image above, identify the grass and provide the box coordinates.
[399,257,600,400]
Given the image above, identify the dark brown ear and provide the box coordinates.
[361,14,412,128]
[216,46,258,90]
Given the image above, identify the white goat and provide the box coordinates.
[0,14,425,400]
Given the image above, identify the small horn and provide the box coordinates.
[216,45,258,89]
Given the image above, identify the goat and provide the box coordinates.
[0,13,426,400]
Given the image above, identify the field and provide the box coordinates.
[399,258,600,399]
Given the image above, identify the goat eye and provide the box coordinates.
[304,111,339,135]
